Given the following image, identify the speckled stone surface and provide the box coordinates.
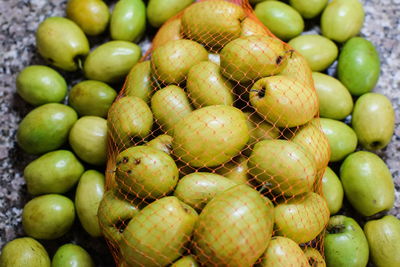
[0,0,399,265]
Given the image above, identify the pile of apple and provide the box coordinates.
[1,0,399,267]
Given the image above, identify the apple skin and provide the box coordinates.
[274,192,329,244]
[0,237,51,267]
[249,76,318,128]
[22,194,75,240]
[259,236,309,267]
[292,119,330,173]
[340,151,395,216]
[52,244,94,267]
[319,118,357,162]
[248,139,317,197]
[352,92,395,150]
[120,196,198,267]
[324,215,369,267]
[194,184,274,267]
[364,215,400,267]
[321,167,344,215]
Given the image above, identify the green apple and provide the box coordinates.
[147,0,193,28]
[172,105,249,167]
[312,72,353,120]
[321,167,344,215]
[23,150,84,195]
[22,194,75,240]
[248,139,317,196]
[107,96,153,147]
[181,0,245,48]
[194,185,274,266]
[340,151,395,216]
[259,236,309,267]
[17,103,77,155]
[120,196,198,266]
[151,85,192,135]
[364,215,400,267]
[324,215,369,267]
[0,237,50,267]
[292,119,330,172]
[75,170,105,237]
[69,116,108,165]
[151,39,208,85]
[220,36,288,83]
[115,145,178,198]
[36,17,89,71]
[52,244,94,267]
[250,76,318,127]
[274,192,330,243]
[321,0,364,43]
[352,93,395,150]
[319,118,357,162]
[124,61,153,103]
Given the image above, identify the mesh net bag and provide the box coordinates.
[101,0,331,266]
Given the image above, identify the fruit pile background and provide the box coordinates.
[0,0,399,266]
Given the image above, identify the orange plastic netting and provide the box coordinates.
[101,0,330,266]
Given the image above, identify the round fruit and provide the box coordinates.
[22,194,75,240]
[69,116,108,165]
[68,80,117,118]
[255,1,304,40]
[66,0,109,36]
[220,35,288,83]
[338,37,380,96]
[17,103,77,154]
[0,237,51,267]
[321,0,364,43]
[84,41,141,83]
[36,17,89,71]
[24,150,84,195]
[16,65,67,106]
[110,0,146,42]
[52,244,94,267]
[172,105,249,167]
[115,145,179,198]
[289,35,338,71]
[151,39,208,85]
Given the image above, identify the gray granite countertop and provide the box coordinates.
[0,0,399,266]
